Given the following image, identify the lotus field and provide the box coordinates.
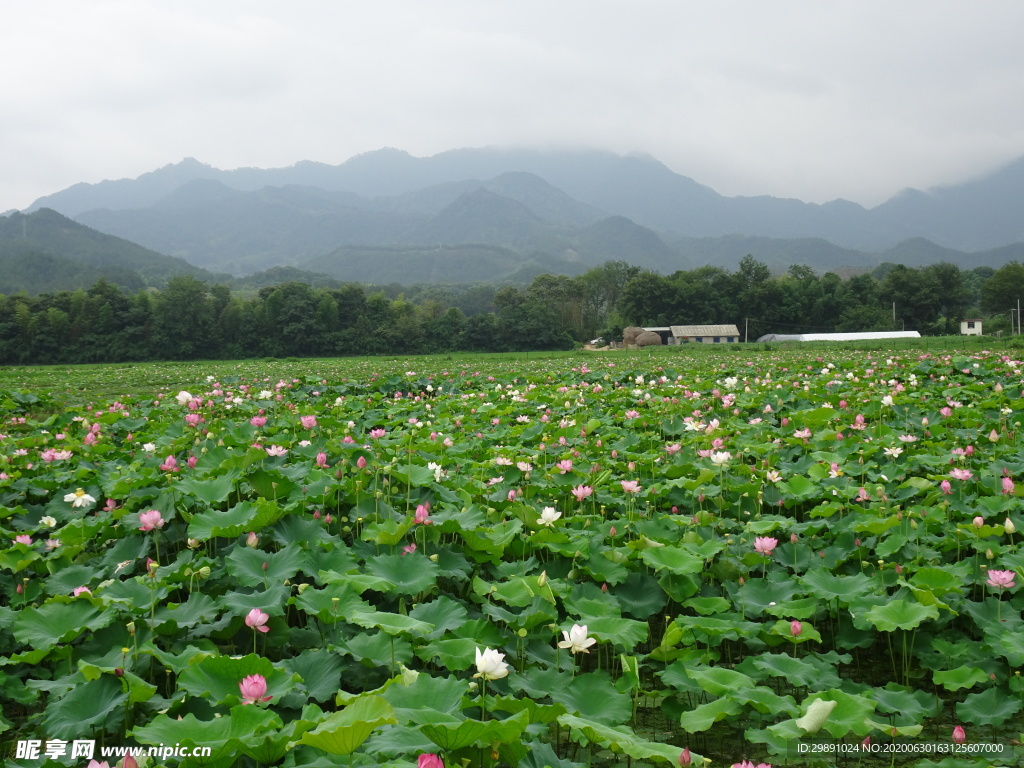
[2,347,1024,768]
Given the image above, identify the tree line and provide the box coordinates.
[0,259,1019,364]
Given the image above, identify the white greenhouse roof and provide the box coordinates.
[756,331,921,342]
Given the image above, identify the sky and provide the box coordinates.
[3,1,1024,213]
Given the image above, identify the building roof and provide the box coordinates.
[755,331,921,342]
[670,325,741,337]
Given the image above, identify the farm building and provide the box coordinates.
[643,325,742,344]
[755,331,921,342]
[960,319,983,336]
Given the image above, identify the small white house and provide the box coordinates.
[960,319,983,336]
[651,325,741,344]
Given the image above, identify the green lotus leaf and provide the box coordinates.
[348,610,433,636]
[686,666,756,696]
[296,694,397,755]
[794,698,836,734]
[559,713,704,765]
[549,671,631,725]
[956,686,1024,726]
[43,674,127,739]
[176,470,240,505]
[177,653,298,705]
[864,599,939,632]
[225,543,309,587]
[13,598,114,648]
[366,552,439,594]
[421,709,529,751]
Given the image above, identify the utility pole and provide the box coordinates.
[744,317,748,344]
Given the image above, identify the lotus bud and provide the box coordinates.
[1006,518,1016,534]
[246,531,258,547]
[986,548,995,560]
[126,622,136,636]
[114,667,124,677]
[537,571,548,587]
[679,747,692,766]
[187,538,201,549]
[973,517,984,529]
[429,554,439,562]
[952,725,966,744]
[262,561,269,571]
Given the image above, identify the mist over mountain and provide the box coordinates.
[16,147,1024,286]
[0,208,223,294]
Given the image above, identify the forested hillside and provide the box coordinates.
[1,258,1018,365]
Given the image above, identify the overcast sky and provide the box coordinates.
[3,1,1024,213]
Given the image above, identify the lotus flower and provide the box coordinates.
[64,488,96,508]
[138,510,165,532]
[537,507,561,527]
[558,623,597,654]
[473,647,509,680]
[245,608,270,634]
[418,755,444,768]
[239,673,271,704]
[571,485,593,502]
[754,537,778,556]
[986,570,1016,589]
[952,725,966,743]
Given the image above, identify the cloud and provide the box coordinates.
[2,1,1024,211]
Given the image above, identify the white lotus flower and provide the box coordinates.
[473,647,509,680]
[64,488,97,508]
[710,451,732,466]
[175,391,193,405]
[537,507,561,527]
[558,624,597,654]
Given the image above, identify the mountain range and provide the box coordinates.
[9,147,1024,290]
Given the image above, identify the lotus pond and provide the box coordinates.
[1,347,1023,768]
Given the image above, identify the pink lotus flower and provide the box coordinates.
[950,468,973,481]
[1003,477,1015,495]
[414,504,431,525]
[973,516,984,529]
[665,443,681,455]
[952,725,966,744]
[571,485,593,502]
[732,761,772,768]
[418,755,445,768]
[239,673,271,704]
[940,480,952,495]
[754,537,778,556]
[315,452,329,468]
[246,531,259,547]
[185,413,201,426]
[158,455,180,472]
[138,510,165,531]
[679,747,691,767]
[370,428,386,439]
[187,455,197,469]
[402,543,417,555]
[986,570,1016,589]
[250,416,267,427]
[14,534,31,545]
[856,487,870,502]
[245,608,270,633]
[265,445,288,457]
[620,480,641,494]
[87,761,111,768]
[300,415,317,429]
[555,459,573,474]
[73,586,92,596]
[790,620,802,636]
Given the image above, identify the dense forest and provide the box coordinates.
[0,258,1019,364]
